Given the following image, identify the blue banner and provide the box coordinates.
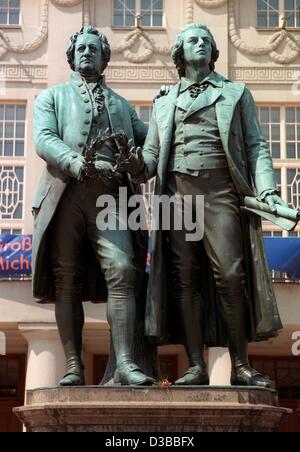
[147,236,300,280]
[0,235,299,280]
[0,235,32,278]
[264,237,300,280]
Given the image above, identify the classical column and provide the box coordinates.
[19,323,65,392]
[208,348,232,386]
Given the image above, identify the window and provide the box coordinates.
[258,107,281,159]
[288,230,300,236]
[0,228,22,234]
[257,0,300,28]
[274,168,282,194]
[113,0,135,27]
[284,0,300,27]
[257,0,279,27]
[286,107,300,159]
[0,103,26,230]
[141,0,163,27]
[258,105,300,236]
[287,169,300,210]
[0,0,20,26]
[0,166,24,220]
[264,231,283,236]
[0,104,26,157]
[113,0,164,28]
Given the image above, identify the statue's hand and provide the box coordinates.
[115,139,145,176]
[265,194,288,214]
[153,85,172,103]
[94,161,123,187]
[78,161,98,181]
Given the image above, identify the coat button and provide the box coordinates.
[78,143,85,147]
[81,90,87,95]
[84,98,89,103]
[85,109,91,114]
[82,131,88,136]
[84,119,90,125]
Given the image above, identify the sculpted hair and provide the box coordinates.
[172,23,220,78]
[66,26,111,73]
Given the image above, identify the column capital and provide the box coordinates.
[18,323,60,341]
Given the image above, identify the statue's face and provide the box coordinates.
[74,33,103,74]
[182,28,213,71]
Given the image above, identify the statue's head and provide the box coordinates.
[172,24,219,78]
[66,26,111,75]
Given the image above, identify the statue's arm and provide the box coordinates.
[239,87,278,199]
[33,89,85,179]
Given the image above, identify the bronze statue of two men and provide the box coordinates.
[32,24,287,388]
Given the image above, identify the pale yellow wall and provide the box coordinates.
[1,1,299,231]
[0,0,299,357]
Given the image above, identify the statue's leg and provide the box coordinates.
[202,169,273,388]
[49,183,86,386]
[55,299,85,386]
[164,174,209,385]
[87,193,154,386]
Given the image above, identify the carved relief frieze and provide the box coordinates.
[0,0,299,69]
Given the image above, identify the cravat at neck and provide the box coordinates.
[188,82,210,99]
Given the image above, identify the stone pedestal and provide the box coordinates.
[14,386,291,432]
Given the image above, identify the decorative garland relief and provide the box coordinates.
[0,0,83,60]
[228,0,300,64]
[0,0,299,65]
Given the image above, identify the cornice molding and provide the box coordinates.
[105,65,178,83]
[230,66,300,83]
[0,64,48,82]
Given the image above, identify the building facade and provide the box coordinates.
[0,0,299,432]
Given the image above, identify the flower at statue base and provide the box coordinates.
[154,378,172,388]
